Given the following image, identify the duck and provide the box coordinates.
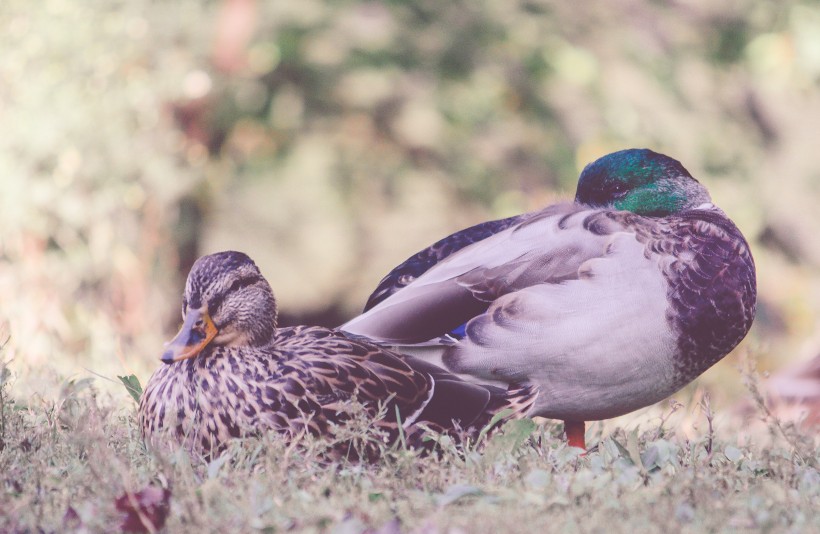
[341,148,757,449]
[138,251,536,457]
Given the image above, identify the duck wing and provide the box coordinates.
[363,213,530,311]
[342,203,620,344]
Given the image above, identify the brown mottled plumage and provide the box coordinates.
[138,251,536,457]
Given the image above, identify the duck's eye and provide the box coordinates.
[181,296,188,318]
[229,275,261,293]
[609,182,628,198]
[208,275,260,315]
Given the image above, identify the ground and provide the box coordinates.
[0,363,817,533]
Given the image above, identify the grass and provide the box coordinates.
[0,358,817,533]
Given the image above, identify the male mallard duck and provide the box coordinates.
[138,251,535,456]
[342,149,757,449]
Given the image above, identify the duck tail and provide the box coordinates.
[482,382,538,427]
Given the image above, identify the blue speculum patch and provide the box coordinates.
[448,323,467,340]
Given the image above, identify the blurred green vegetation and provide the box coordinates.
[1,0,820,404]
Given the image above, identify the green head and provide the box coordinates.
[575,149,711,216]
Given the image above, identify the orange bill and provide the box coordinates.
[161,307,218,364]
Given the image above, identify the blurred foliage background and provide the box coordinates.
[1,0,819,408]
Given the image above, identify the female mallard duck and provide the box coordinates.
[342,149,757,449]
[139,251,535,456]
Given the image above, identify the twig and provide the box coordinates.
[740,351,806,463]
[699,393,714,459]
[653,399,683,440]
[0,333,11,449]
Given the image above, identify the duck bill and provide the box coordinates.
[161,308,218,364]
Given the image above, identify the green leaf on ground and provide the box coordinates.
[118,374,143,404]
[724,446,743,463]
[485,418,537,455]
[626,427,644,468]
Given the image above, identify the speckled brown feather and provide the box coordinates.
[139,323,536,457]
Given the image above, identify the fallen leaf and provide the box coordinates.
[434,484,483,506]
[115,485,171,533]
[63,505,82,530]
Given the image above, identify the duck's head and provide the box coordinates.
[575,149,711,216]
[161,251,277,364]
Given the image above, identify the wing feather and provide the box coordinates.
[363,213,529,310]
[342,204,618,343]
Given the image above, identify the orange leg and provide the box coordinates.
[564,420,586,450]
